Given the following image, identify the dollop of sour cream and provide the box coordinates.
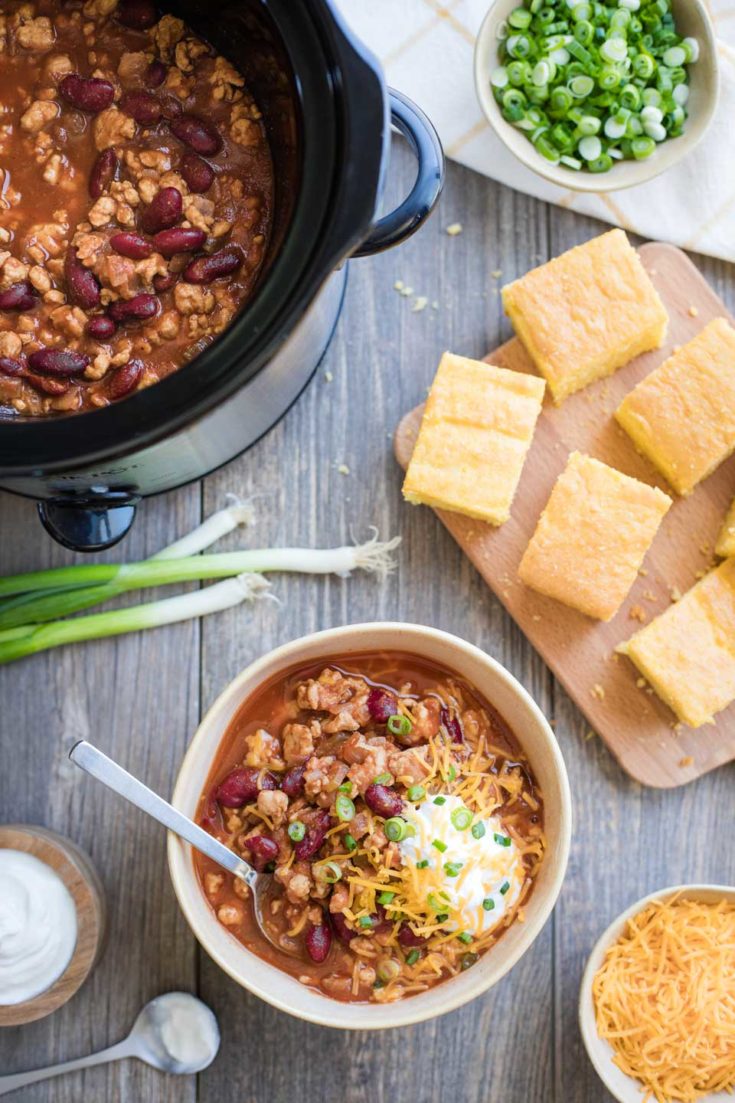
[0,849,78,1005]
[399,794,524,938]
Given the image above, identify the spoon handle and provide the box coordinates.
[69,740,257,886]
[0,1040,133,1096]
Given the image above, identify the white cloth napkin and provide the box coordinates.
[335,0,735,262]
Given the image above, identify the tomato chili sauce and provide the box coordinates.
[195,652,546,1004]
[0,0,273,417]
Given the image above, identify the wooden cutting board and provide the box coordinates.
[394,243,735,789]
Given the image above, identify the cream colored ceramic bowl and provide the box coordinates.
[168,622,571,1029]
[579,883,735,1102]
[473,0,719,192]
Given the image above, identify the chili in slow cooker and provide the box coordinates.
[195,653,546,1004]
[0,0,273,417]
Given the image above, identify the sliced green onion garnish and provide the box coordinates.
[319,861,342,884]
[433,796,446,806]
[447,765,457,783]
[335,794,355,822]
[457,932,473,944]
[405,949,420,966]
[450,807,473,831]
[460,952,479,970]
[500,880,511,895]
[427,893,446,912]
[494,832,512,848]
[385,817,409,842]
[338,781,353,794]
[443,862,463,877]
[483,897,496,911]
[416,859,429,869]
[387,715,412,738]
[359,916,375,928]
[432,838,448,853]
[344,833,357,852]
[378,891,395,906]
[407,785,426,802]
[373,772,394,786]
[288,821,306,842]
[471,822,486,840]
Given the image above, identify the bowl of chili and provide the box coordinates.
[168,622,571,1029]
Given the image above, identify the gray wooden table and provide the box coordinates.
[1,144,734,1103]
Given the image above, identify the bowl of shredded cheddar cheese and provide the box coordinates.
[580,884,735,1103]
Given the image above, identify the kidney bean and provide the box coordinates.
[87,315,117,340]
[215,766,276,808]
[294,809,331,862]
[398,923,427,948]
[0,357,25,376]
[159,93,183,121]
[117,0,157,29]
[152,228,206,257]
[108,293,160,323]
[120,90,162,126]
[89,148,118,199]
[364,783,403,818]
[140,187,182,234]
[330,911,354,945]
[28,348,89,376]
[180,152,215,193]
[199,790,222,832]
[440,706,463,744]
[59,74,114,114]
[145,59,167,88]
[183,248,243,285]
[305,922,332,964]
[170,114,223,156]
[280,765,305,799]
[65,247,100,309]
[25,372,71,396]
[105,358,143,400]
[110,231,153,260]
[152,272,176,293]
[367,687,399,723]
[244,834,279,872]
[0,281,37,312]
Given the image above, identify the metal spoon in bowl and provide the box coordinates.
[68,739,275,945]
[0,991,219,1096]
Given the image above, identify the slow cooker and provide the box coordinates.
[0,0,444,552]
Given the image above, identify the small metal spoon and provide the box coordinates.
[68,739,275,944]
[0,992,220,1096]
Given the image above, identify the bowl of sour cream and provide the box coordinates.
[0,826,106,1026]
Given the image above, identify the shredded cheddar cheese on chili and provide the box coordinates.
[592,897,735,1103]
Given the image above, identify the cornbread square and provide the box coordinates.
[502,229,668,404]
[615,318,735,496]
[402,351,546,526]
[716,497,735,558]
[518,452,672,621]
[618,558,735,727]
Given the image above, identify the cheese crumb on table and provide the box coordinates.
[402,351,545,527]
[501,229,668,404]
[617,558,735,728]
[615,317,735,496]
[518,452,672,621]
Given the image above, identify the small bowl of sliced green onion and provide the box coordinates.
[473,0,718,191]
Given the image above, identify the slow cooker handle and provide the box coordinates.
[37,493,139,553]
[352,89,444,258]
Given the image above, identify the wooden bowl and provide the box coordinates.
[0,825,106,1026]
[579,883,735,1102]
[473,0,719,192]
[169,622,572,1029]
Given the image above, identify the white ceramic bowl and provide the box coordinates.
[473,0,719,192]
[580,883,735,1102]
[169,622,572,1029]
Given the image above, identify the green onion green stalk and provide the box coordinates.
[491,0,698,172]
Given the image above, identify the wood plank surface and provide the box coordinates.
[394,243,735,789]
[0,145,734,1103]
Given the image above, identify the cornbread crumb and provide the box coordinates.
[679,755,694,767]
[629,605,647,623]
[491,268,502,279]
[394,280,404,291]
[591,683,605,701]
[324,370,333,383]
[670,586,682,602]
[445,222,463,236]
[636,677,647,688]
[638,567,649,577]
[412,296,428,313]
[716,497,735,558]
[688,305,699,317]
[643,589,658,602]
[337,464,350,476]
[584,730,597,741]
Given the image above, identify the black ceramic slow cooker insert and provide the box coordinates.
[0,0,444,551]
